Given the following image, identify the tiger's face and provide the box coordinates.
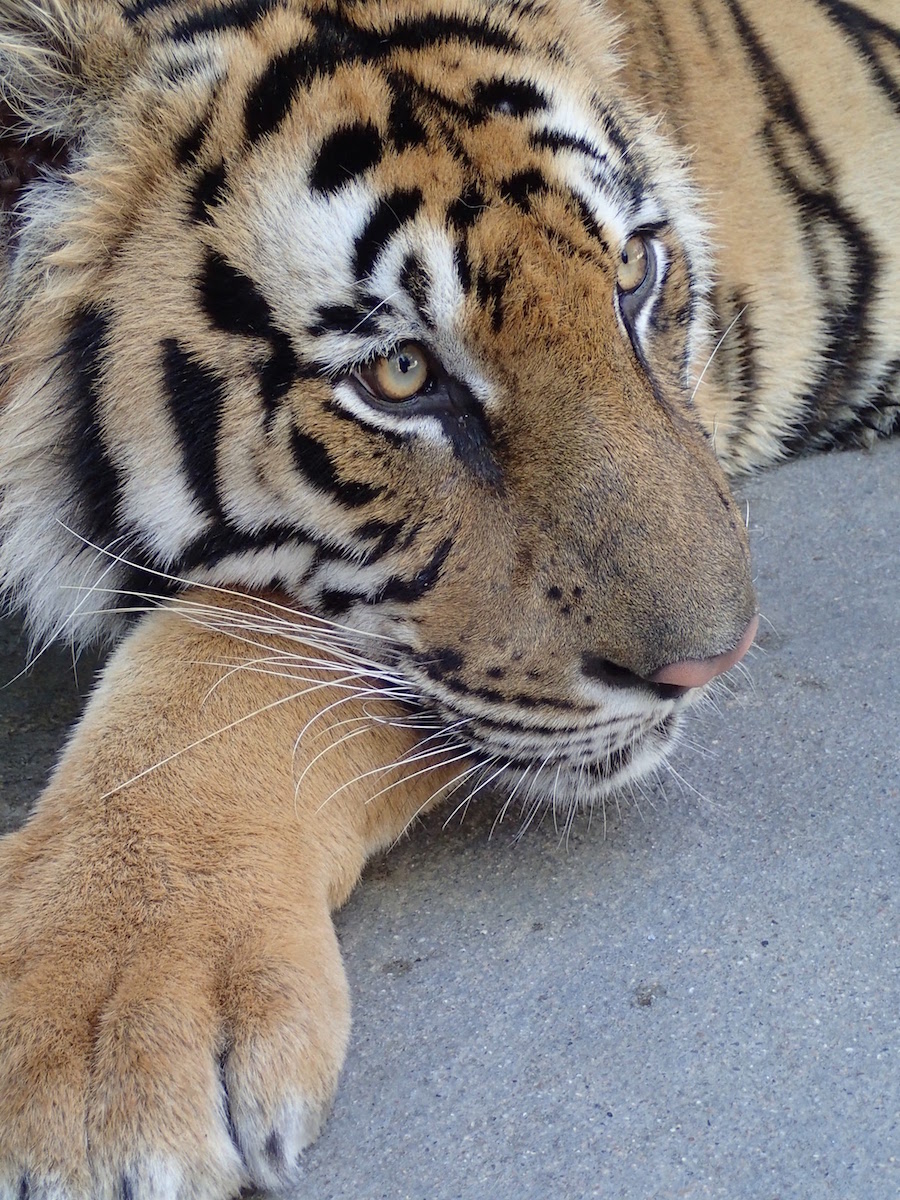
[0,0,756,807]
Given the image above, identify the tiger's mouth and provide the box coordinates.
[417,689,687,813]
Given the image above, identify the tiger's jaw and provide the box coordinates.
[454,702,686,814]
[385,645,694,814]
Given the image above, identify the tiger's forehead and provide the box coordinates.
[147,0,652,228]
[170,3,666,369]
[214,89,649,380]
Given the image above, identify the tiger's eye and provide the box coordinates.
[617,234,649,293]
[369,341,430,401]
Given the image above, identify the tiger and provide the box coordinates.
[0,0,896,1196]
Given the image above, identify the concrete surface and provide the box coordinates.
[1,439,897,1200]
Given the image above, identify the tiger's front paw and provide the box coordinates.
[0,831,350,1200]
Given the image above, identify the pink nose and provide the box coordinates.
[650,615,759,690]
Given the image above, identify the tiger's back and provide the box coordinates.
[613,0,900,469]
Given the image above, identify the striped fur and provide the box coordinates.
[0,5,898,1193]
[0,0,897,806]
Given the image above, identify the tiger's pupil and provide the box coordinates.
[371,341,430,401]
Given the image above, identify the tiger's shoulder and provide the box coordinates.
[612,0,900,468]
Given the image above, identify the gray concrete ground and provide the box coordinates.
[0,440,897,1200]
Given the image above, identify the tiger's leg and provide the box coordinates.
[0,589,468,1200]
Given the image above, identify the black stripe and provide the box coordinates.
[257,333,302,423]
[356,517,406,562]
[421,646,465,677]
[716,289,758,435]
[122,0,178,18]
[475,268,508,333]
[113,560,181,609]
[386,72,430,150]
[447,183,487,231]
[471,77,548,119]
[529,128,603,160]
[199,250,276,338]
[567,191,611,255]
[310,122,384,193]
[815,0,900,117]
[454,241,473,294]
[501,0,543,16]
[594,107,632,163]
[353,187,423,280]
[244,10,520,144]
[198,250,300,418]
[318,588,358,618]
[318,534,453,617]
[67,308,122,545]
[321,398,407,450]
[190,162,228,223]
[399,254,433,327]
[171,0,281,40]
[176,521,306,572]
[290,428,382,507]
[308,302,382,338]
[689,0,719,47]
[162,339,225,521]
[384,12,519,56]
[493,744,635,779]
[244,42,314,146]
[176,115,210,167]
[724,0,878,449]
[466,705,590,737]
[376,536,453,604]
[498,168,547,211]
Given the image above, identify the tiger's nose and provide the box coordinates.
[582,615,758,699]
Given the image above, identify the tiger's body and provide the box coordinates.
[0,1,897,1196]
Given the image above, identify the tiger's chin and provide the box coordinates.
[446,705,687,819]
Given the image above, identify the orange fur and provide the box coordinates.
[0,590,467,1195]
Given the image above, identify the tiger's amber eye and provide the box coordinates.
[369,341,430,401]
[617,234,649,293]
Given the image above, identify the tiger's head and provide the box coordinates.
[0,0,756,807]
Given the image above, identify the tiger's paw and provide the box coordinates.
[0,829,349,1200]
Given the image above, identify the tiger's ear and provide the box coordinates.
[1,1,137,207]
